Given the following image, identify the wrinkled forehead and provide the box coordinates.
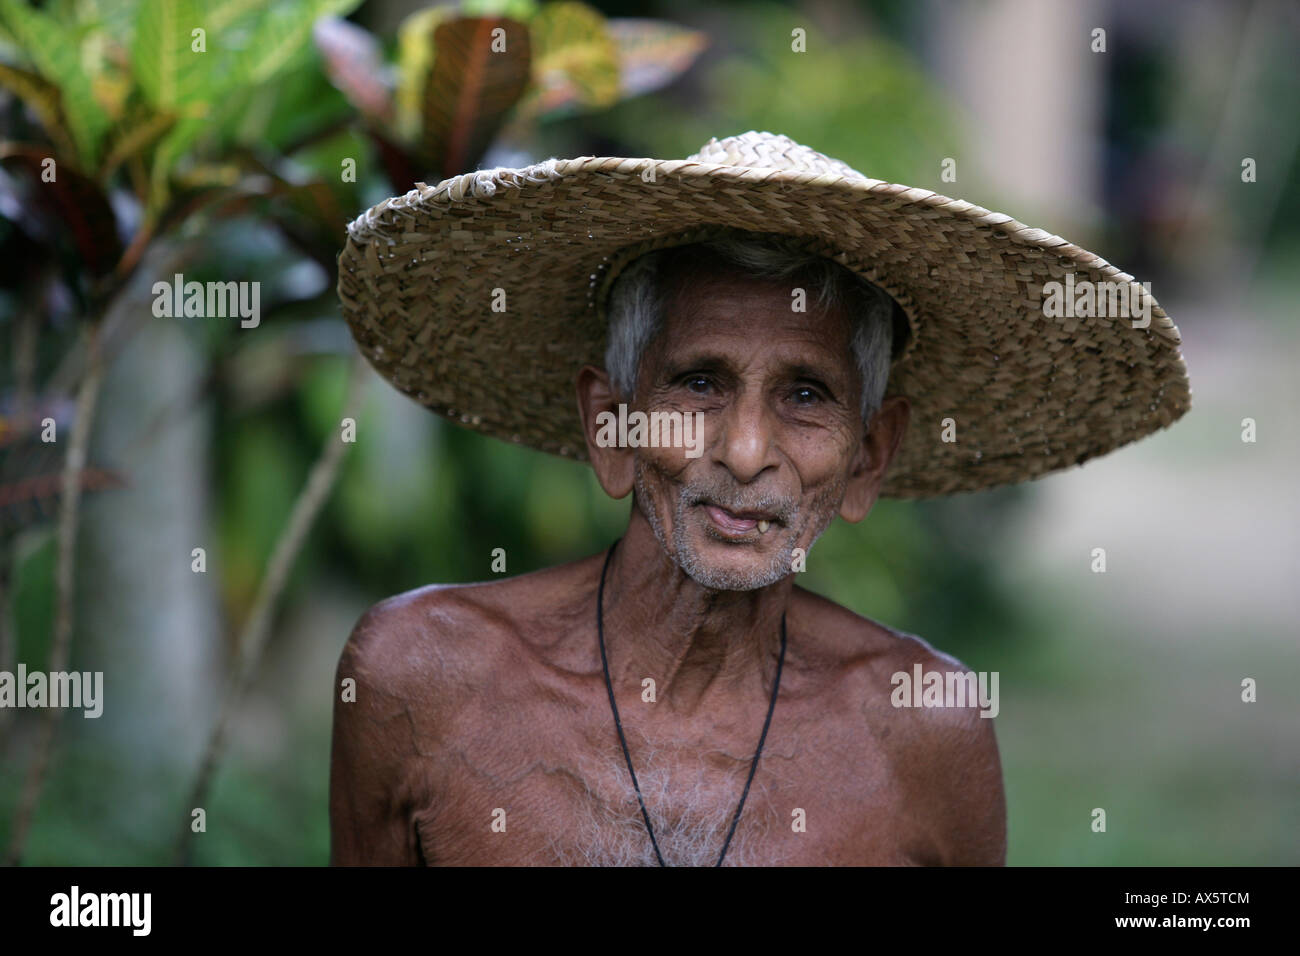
[654,259,859,368]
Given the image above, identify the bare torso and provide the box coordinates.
[329,552,1007,866]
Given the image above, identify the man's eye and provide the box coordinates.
[791,386,821,404]
[684,376,712,393]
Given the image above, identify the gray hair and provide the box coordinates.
[603,234,896,424]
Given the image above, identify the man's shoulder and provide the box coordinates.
[794,587,969,683]
[337,584,502,701]
[794,589,995,743]
[338,556,600,691]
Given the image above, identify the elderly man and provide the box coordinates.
[330,132,1190,866]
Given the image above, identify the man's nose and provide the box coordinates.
[711,387,779,483]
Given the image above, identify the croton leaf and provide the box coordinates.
[222,147,349,270]
[146,112,210,215]
[131,0,210,109]
[0,413,127,535]
[313,16,393,125]
[0,468,128,533]
[366,126,421,195]
[0,143,122,275]
[606,18,708,100]
[206,0,265,33]
[99,107,178,180]
[0,0,111,169]
[394,5,454,146]
[519,1,620,121]
[0,60,80,162]
[0,396,128,537]
[422,17,532,179]
[237,0,366,88]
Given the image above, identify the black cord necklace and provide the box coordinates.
[596,538,787,867]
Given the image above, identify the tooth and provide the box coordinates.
[757,520,770,533]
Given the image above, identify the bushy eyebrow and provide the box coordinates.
[657,353,849,395]
[783,362,845,390]
[657,354,731,381]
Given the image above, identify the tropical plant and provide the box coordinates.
[314,0,706,189]
[0,0,706,865]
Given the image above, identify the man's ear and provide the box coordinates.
[839,394,910,523]
[576,365,635,499]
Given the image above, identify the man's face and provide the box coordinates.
[630,267,871,590]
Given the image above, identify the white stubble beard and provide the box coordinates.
[632,459,843,591]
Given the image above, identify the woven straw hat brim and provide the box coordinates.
[337,154,1191,498]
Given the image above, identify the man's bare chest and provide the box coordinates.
[412,695,930,866]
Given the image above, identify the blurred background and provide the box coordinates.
[0,0,1296,866]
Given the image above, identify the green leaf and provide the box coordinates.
[0,61,79,161]
[206,0,265,33]
[233,60,351,154]
[237,0,364,87]
[0,0,110,168]
[237,1,315,86]
[147,111,210,213]
[422,17,533,178]
[462,0,538,18]
[99,108,177,179]
[518,0,620,122]
[315,0,366,18]
[132,0,208,109]
[68,0,140,36]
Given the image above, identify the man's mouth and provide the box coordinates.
[702,503,778,537]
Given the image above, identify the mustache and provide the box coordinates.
[679,476,797,523]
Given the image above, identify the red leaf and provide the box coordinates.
[0,144,122,276]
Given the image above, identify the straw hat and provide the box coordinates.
[336,130,1191,498]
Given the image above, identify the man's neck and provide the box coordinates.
[599,509,790,715]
